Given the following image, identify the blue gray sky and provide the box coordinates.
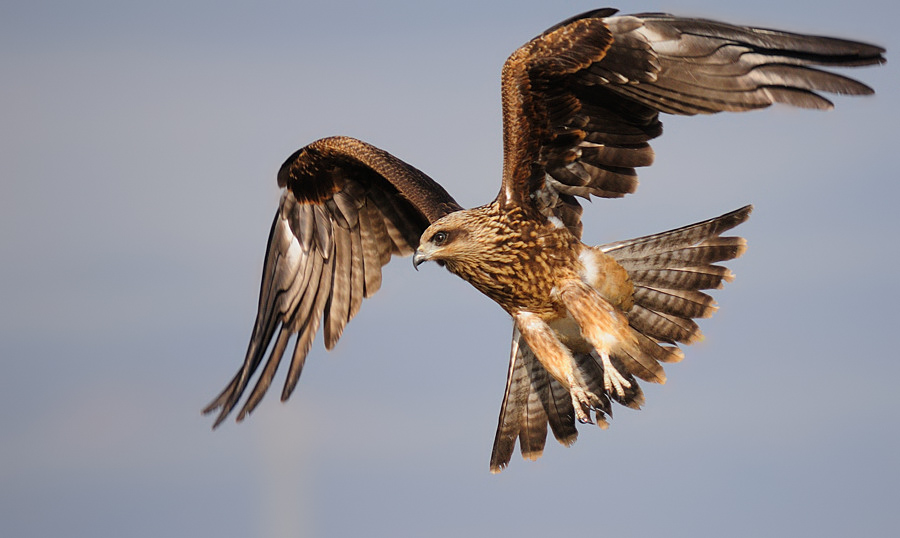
[2,1,897,537]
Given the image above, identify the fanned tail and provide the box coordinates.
[602,205,751,345]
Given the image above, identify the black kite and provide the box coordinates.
[204,9,885,472]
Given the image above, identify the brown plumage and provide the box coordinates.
[203,9,885,471]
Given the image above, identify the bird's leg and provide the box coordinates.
[557,279,637,399]
[513,311,594,423]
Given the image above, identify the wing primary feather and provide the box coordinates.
[323,216,352,349]
[237,327,292,421]
[204,211,301,425]
[282,241,334,401]
[357,200,386,296]
[312,205,333,258]
[347,216,366,320]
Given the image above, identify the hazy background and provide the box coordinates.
[2,1,897,536]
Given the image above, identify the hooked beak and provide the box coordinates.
[412,248,428,270]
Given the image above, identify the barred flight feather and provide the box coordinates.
[600,206,751,258]
[491,329,537,472]
[324,223,350,348]
[311,205,333,257]
[282,248,333,401]
[546,376,578,444]
[619,238,747,271]
[347,221,365,319]
[629,266,734,290]
[521,372,549,460]
[367,200,394,265]
[632,287,718,319]
[580,143,655,169]
[627,304,703,344]
[631,330,684,364]
[613,342,667,384]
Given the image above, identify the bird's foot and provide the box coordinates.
[570,388,594,424]
[599,351,631,398]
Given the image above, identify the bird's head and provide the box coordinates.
[413,209,492,270]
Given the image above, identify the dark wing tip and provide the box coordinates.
[720,204,753,230]
[724,204,753,232]
[202,399,233,430]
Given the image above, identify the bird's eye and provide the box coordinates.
[432,231,449,245]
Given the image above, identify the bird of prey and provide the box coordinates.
[204,8,884,472]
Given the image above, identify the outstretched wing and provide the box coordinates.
[204,136,461,426]
[497,8,885,237]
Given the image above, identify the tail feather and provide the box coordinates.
[604,205,751,346]
[633,287,718,319]
[631,330,684,364]
[628,305,703,344]
[546,376,578,444]
[600,205,751,258]
[519,378,550,460]
[619,237,747,271]
[629,265,734,290]
[613,338,667,384]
